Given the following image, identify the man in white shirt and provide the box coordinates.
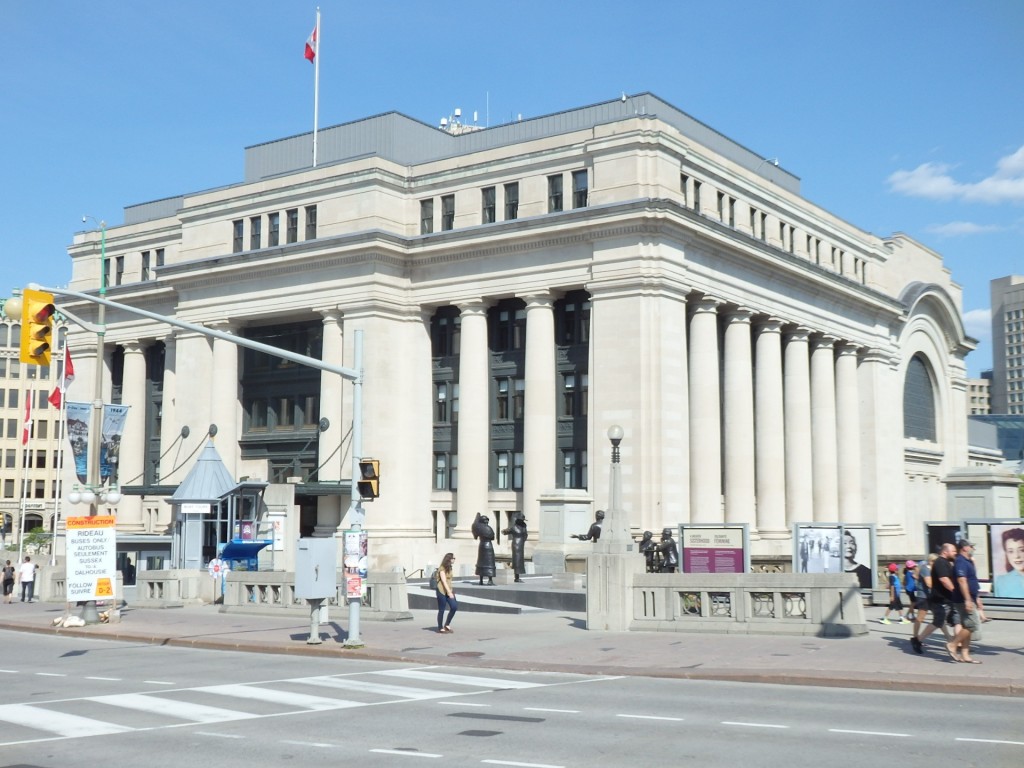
[18,556,36,603]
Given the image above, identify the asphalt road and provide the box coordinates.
[0,631,1020,767]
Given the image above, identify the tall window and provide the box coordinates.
[572,169,588,208]
[268,212,280,247]
[504,182,519,220]
[431,308,460,356]
[304,205,317,240]
[441,195,455,231]
[494,451,524,491]
[903,355,937,441]
[548,174,563,212]
[562,373,588,417]
[155,248,165,267]
[141,251,150,281]
[481,187,496,224]
[434,453,449,490]
[493,307,526,351]
[250,215,262,250]
[693,180,702,212]
[232,219,244,252]
[562,449,587,489]
[420,199,434,235]
[286,208,299,243]
[115,256,124,286]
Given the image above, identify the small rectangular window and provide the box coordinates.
[250,215,262,250]
[693,180,702,212]
[548,175,563,212]
[441,195,455,231]
[572,170,588,208]
[420,199,434,234]
[286,209,298,243]
[268,212,280,247]
[504,182,519,220]
[155,248,165,267]
[304,205,317,240]
[481,187,496,224]
[232,220,244,252]
[680,174,689,206]
[115,256,124,286]
[141,251,150,281]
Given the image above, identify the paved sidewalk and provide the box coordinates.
[0,599,1020,696]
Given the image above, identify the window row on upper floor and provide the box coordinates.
[420,170,588,235]
[233,205,318,254]
[681,172,869,285]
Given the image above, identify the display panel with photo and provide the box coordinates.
[794,525,842,576]
[841,527,874,589]
[990,524,1024,599]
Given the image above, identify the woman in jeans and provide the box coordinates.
[435,552,458,633]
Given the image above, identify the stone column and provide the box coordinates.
[810,335,838,522]
[318,309,344,535]
[208,322,239,476]
[158,333,178,484]
[783,328,813,525]
[835,343,862,524]
[456,301,490,529]
[117,341,147,530]
[688,297,721,523]
[723,308,755,526]
[754,318,787,536]
[522,293,556,524]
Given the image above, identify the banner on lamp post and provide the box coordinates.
[65,402,91,484]
[100,404,129,482]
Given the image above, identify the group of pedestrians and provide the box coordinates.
[1,557,37,603]
[900,541,985,664]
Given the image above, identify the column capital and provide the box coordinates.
[121,340,146,355]
[835,341,861,358]
[724,307,755,325]
[785,326,813,343]
[691,296,723,315]
[456,299,490,317]
[518,291,556,309]
[319,308,344,324]
[205,319,237,334]
[810,334,838,352]
[756,316,786,334]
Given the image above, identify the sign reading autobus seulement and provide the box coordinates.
[65,516,117,601]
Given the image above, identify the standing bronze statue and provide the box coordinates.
[638,530,658,573]
[472,513,496,585]
[502,512,528,583]
[657,527,679,573]
[571,510,605,542]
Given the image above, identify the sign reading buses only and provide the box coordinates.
[65,516,117,601]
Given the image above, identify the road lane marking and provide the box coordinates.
[438,701,490,707]
[0,704,133,738]
[281,739,335,748]
[482,761,565,768]
[523,707,579,714]
[144,680,175,685]
[375,669,543,689]
[830,729,908,738]
[35,672,66,677]
[300,675,456,700]
[957,738,1024,746]
[86,677,121,681]
[86,693,258,724]
[617,714,683,721]
[196,732,243,739]
[370,749,442,758]
[722,721,788,729]
[196,684,362,711]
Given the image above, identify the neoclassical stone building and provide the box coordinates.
[64,93,973,573]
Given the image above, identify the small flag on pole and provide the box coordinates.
[48,347,75,409]
[22,391,32,446]
[304,21,318,62]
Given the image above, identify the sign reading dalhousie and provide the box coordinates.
[65,516,117,601]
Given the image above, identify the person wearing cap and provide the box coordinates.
[949,539,982,663]
[915,543,958,655]
[880,562,910,624]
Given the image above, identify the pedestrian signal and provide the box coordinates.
[357,458,380,500]
[20,288,55,366]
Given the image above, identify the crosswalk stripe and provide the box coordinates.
[298,676,456,700]
[374,669,544,690]
[196,684,362,711]
[86,693,258,723]
[0,704,133,738]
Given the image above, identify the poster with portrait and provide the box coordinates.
[793,525,842,575]
[990,524,1024,599]
[841,527,875,589]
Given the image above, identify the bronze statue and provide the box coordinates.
[472,513,496,585]
[657,527,679,573]
[638,530,658,573]
[571,510,605,542]
[502,512,528,583]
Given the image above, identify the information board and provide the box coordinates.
[65,515,117,601]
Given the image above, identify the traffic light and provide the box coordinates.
[357,458,380,500]
[19,288,55,366]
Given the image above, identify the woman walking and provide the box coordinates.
[2,560,14,604]
[435,552,458,633]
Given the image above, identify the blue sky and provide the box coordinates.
[2,2,1021,376]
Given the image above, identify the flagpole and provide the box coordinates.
[17,386,33,569]
[312,7,321,168]
[51,345,69,567]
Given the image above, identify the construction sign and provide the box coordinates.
[66,516,117,601]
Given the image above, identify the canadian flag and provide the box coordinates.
[304,22,318,62]
[48,347,75,409]
[22,390,32,446]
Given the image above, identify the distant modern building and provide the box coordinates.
[967,376,991,415]
[990,275,1024,415]
[63,92,977,573]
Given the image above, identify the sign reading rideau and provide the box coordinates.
[65,516,117,601]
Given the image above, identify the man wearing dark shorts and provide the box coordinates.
[913,543,957,654]
[951,540,981,664]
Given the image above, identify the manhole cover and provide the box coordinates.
[448,651,485,658]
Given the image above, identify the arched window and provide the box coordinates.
[903,355,937,441]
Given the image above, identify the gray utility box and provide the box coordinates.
[294,538,337,599]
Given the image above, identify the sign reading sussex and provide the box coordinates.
[65,516,117,601]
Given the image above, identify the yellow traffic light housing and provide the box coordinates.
[19,288,55,366]
[357,458,380,500]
